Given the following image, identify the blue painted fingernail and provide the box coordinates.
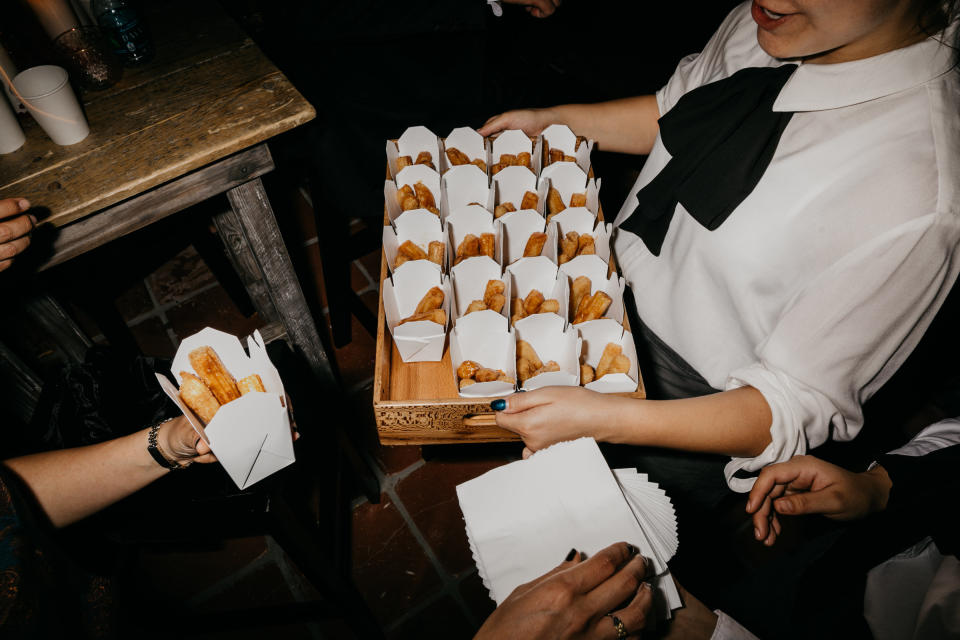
[490,398,506,411]
[565,548,577,561]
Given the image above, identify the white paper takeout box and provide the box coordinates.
[386,125,441,179]
[450,320,517,398]
[384,164,443,223]
[441,165,490,217]
[539,162,600,215]
[507,256,569,324]
[451,255,509,323]
[499,210,557,265]
[541,123,593,173]
[560,254,626,324]
[382,260,451,362]
[447,207,501,269]
[514,313,580,390]
[383,209,447,274]
[441,127,488,174]
[549,213,612,264]
[156,327,294,490]
[577,318,640,393]
[489,129,542,175]
[488,165,546,214]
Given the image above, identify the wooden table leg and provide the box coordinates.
[217,177,337,389]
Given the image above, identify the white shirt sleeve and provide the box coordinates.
[723,212,960,492]
[710,610,760,640]
[886,417,960,457]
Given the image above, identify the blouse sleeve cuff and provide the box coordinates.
[722,363,812,492]
[711,610,760,640]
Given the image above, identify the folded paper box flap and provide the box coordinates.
[441,164,489,216]
[450,325,516,397]
[577,318,640,394]
[382,261,450,362]
[489,165,537,212]
[451,257,508,319]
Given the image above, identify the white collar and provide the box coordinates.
[773,28,956,112]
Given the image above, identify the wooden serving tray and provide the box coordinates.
[373,172,645,445]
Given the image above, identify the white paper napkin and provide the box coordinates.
[456,437,682,617]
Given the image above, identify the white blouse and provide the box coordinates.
[612,2,960,491]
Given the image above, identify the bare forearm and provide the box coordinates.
[603,386,773,457]
[549,96,660,155]
[3,425,171,527]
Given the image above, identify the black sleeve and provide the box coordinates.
[877,443,960,556]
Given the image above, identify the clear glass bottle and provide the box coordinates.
[91,0,153,66]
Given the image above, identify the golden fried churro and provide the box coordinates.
[548,148,564,165]
[497,374,516,384]
[569,192,587,208]
[520,191,539,210]
[414,181,436,211]
[399,309,446,326]
[238,374,266,395]
[523,232,547,258]
[465,300,487,315]
[494,203,516,218]
[522,289,545,317]
[457,360,481,380]
[459,378,477,389]
[575,291,612,323]
[570,276,591,318]
[537,299,560,314]
[511,296,525,319]
[398,240,428,262]
[517,357,535,384]
[479,233,496,258]
[517,151,532,169]
[397,155,413,171]
[189,346,240,405]
[491,162,506,175]
[609,354,631,377]
[559,231,579,265]
[427,241,445,265]
[475,368,501,383]
[415,151,434,169]
[516,340,543,371]
[483,280,505,307]
[394,254,409,269]
[547,187,565,215]
[179,371,221,424]
[471,158,487,172]
[580,364,595,384]
[414,286,445,314]
[595,343,623,379]
[562,154,576,163]
[445,147,470,166]
[455,234,481,264]
[487,294,505,313]
[577,234,595,256]
[499,153,517,166]
[397,184,419,211]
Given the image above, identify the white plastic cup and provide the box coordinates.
[0,92,24,154]
[13,65,89,146]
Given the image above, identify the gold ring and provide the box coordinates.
[606,613,628,639]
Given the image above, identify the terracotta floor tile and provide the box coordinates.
[333,313,377,389]
[199,556,295,612]
[361,290,379,317]
[395,457,513,577]
[129,316,176,358]
[376,445,422,475]
[458,572,497,624]
[132,536,269,601]
[387,596,475,640]
[166,285,265,342]
[352,493,443,625]
[147,246,217,305]
[115,280,154,321]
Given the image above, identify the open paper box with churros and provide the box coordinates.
[155,328,294,490]
[514,313,580,390]
[441,166,490,218]
[450,318,517,398]
[499,210,558,265]
[451,257,511,326]
[560,255,626,323]
[383,210,448,275]
[383,260,451,363]
[374,126,644,445]
[441,127,489,176]
[541,123,593,173]
[386,125,441,180]
[577,319,640,394]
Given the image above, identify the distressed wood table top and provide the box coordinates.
[0,0,315,228]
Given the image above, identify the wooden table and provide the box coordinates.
[0,0,334,386]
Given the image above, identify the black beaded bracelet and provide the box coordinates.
[147,418,189,470]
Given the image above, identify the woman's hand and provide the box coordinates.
[478,107,560,138]
[745,455,892,547]
[0,198,35,272]
[500,0,561,18]
[161,416,218,465]
[474,542,654,640]
[494,386,628,453]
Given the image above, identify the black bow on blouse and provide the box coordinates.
[618,64,798,255]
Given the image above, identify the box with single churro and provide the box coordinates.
[450,319,517,398]
[540,123,593,174]
[506,256,569,327]
[513,313,580,390]
[576,319,640,393]
[387,125,441,179]
[451,257,510,326]
[441,126,489,175]
[560,255,626,325]
[383,209,448,274]
[155,327,294,490]
[498,210,558,265]
[488,129,542,177]
[441,165,490,218]
[382,259,451,362]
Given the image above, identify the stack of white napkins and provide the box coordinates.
[456,437,682,617]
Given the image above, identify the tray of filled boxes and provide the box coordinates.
[373,124,646,444]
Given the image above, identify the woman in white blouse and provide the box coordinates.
[482,0,960,495]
